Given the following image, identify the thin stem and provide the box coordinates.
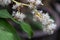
[12,0,43,18]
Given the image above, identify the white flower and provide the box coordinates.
[12,4,19,9]
[42,21,57,34]
[43,23,57,34]
[12,2,22,9]
[27,0,43,5]
[48,19,54,23]
[35,0,43,5]
[15,11,21,18]
[32,11,57,34]
[3,0,11,5]
[27,0,35,3]
[15,11,26,21]
[28,4,34,8]
[33,15,40,21]
[32,11,35,15]
[41,13,55,25]
[12,5,17,9]
[48,23,56,30]
[42,13,50,20]
[0,0,11,6]
[41,13,50,25]
[39,10,43,13]
[18,13,26,21]
[12,11,16,16]
[47,23,56,34]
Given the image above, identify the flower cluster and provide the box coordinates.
[12,0,57,34]
[28,0,43,9]
[32,10,57,34]
[0,0,11,6]
[27,0,43,5]
[12,11,26,21]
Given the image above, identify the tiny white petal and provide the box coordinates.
[15,11,21,18]
[12,4,21,9]
[0,0,11,6]
[39,10,43,13]
[48,19,55,23]
[32,11,35,15]
[36,0,42,5]
[3,0,11,5]
[19,13,26,20]
[12,11,16,16]
[48,23,56,30]
[28,0,35,2]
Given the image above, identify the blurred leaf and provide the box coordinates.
[11,18,33,38]
[0,19,21,40]
[30,21,42,30]
[0,9,12,18]
[20,21,33,38]
[0,30,14,40]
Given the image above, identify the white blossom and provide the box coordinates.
[27,0,35,3]
[43,23,56,34]
[11,0,56,34]
[12,4,20,9]
[47,23,56,30]
[48,19,55,23]
[12,11,16,16]
[18,13,26,21]
[32,11,35,14]
[33,11,57,34]
[15,11,21,18]
[14,11,26,21]
[28,4,34,9]
[27,0,43,5]
[35,0,43,5]
[0,0,11,6]
[3,0,11,5]
[39,10,43,13]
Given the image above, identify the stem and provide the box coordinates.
[12,0,43,18]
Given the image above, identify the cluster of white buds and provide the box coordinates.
[32,10,57,34]
[12,0,57,34]
[27,0,43,5]
[12,11,26,21]
[27,0,43,8]
[0,0,11,6]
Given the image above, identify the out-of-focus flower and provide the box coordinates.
[12,3,21,9]
[13,11,26,21]
[35,0,43,5]
[43,23,56,34]
[12,0,57,34]
[28,3,34,9]
[12,11,16,16]
[27,0,43,6]
[48,23,56,30]
[0,0,11,6]
[33,10,57,34]
[27,0,35,3]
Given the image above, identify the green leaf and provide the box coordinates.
[0,9,12,18]
[20,21,33,38]
[0,19,21,40]
[0,30,14,40]
[30,21,42,30]
[11,18,33,38]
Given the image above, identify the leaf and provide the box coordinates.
[20,21,33,38]
[0,30,14,40]
[0,19,21,40]
[11,18,33,38]
[30,21,43,30]
[0,9,12,18]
